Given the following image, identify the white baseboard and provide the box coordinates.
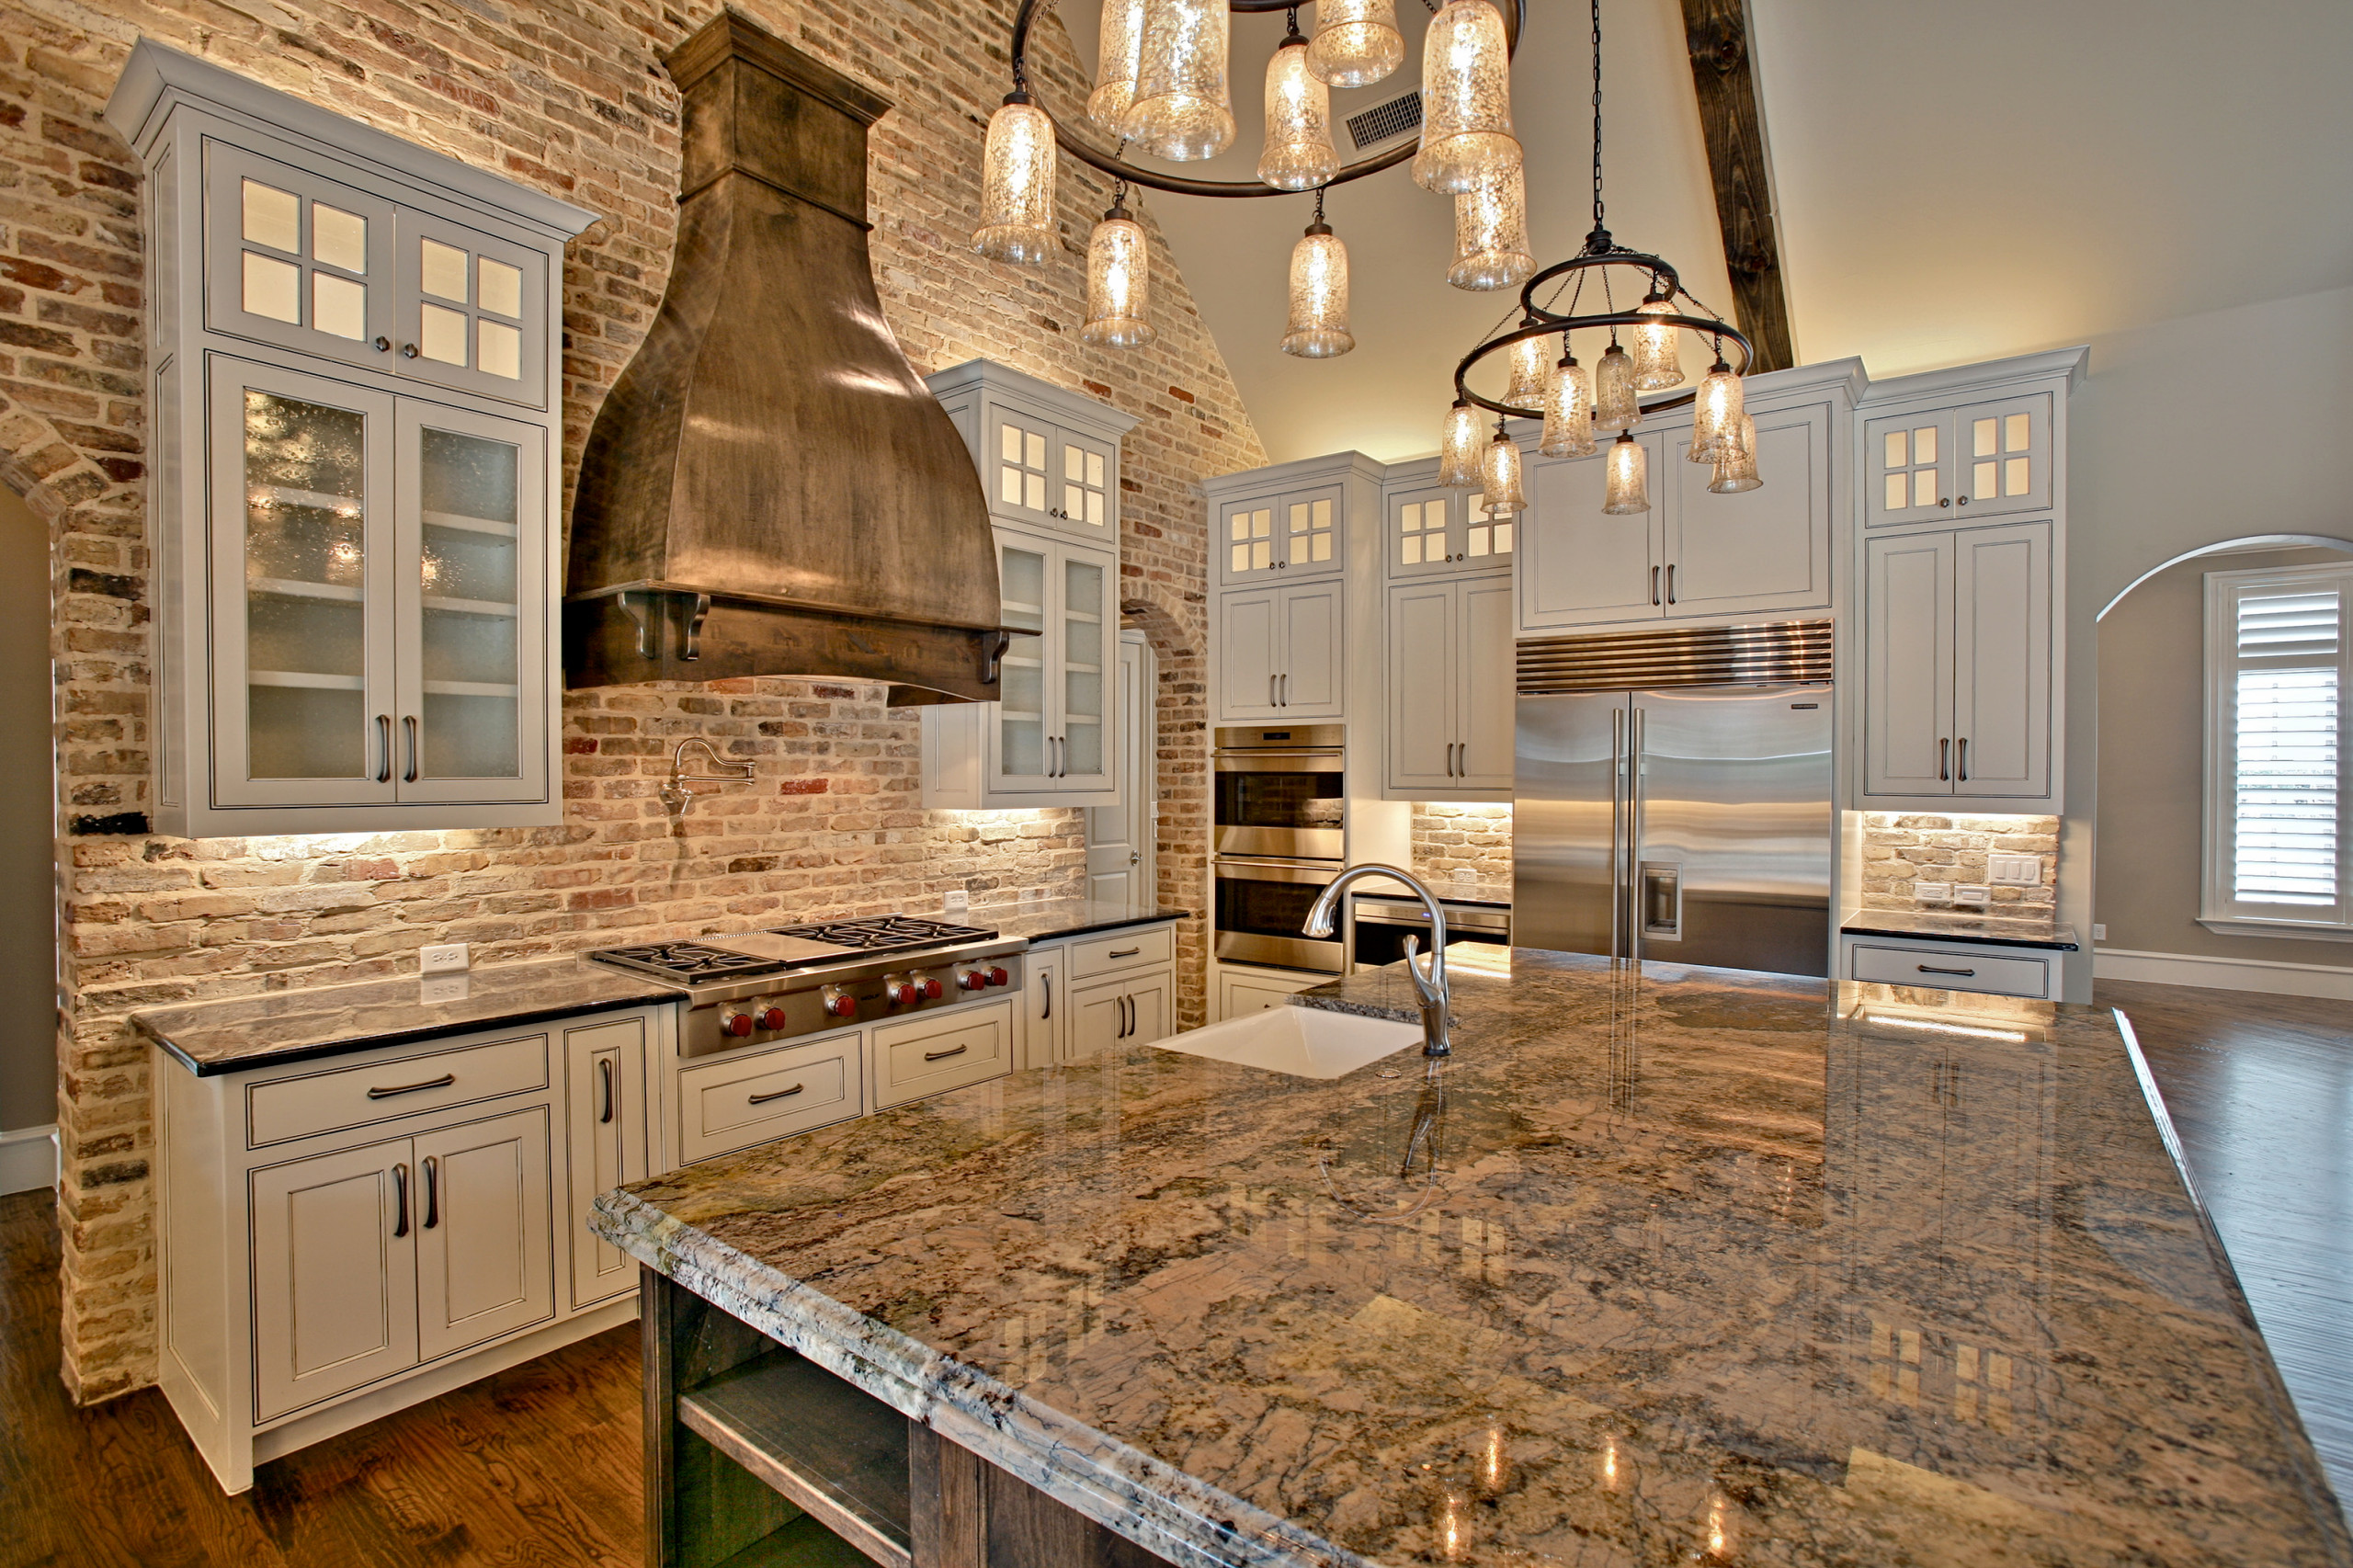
[0,1124,58,1194]
[2094,948,2353,999]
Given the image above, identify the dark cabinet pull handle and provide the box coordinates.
[1917,964,1976,977]
[598,1057,614,1124]
[375,714,392,782]
[422,1155,439,1230]
[367,1072,455,1100]
[1938,737,1949,781]
[1665,563,1677,604]
[1956,737,1969,781]
[1651,564,1660,606]
[749,1083,804,1104]
[1041,972,1052,1020]
[404,715,420,783]
[1108,947,1142,959]
[392,1162,409,1238]
[924,1044,969,1062]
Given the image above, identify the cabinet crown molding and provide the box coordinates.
[105,38,600,239]
[1859,346,2089,409]
[922,358,1141,438]
[1202,449,1385,499]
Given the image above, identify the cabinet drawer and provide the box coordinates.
[1849,943,2051,999]
[1069,924,1174,981]
[872,1001,1013,1109]
[677,1033,862,1165]
[247,1034,550,1148]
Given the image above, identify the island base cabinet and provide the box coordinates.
[1065,971,1170,1061]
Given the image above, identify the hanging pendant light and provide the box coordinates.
[1414,0,1520,194]
[1593,342,1641,431]
[1281,203,1354,358]
[973,92,1057,264]
[1631,296,1684,392]
[1602,429,1648,514]
[1505,328,1549,408]
[1308,0,1405,88]
[1089,0,1149,134]
[1439,398,1483,486]
[1082,188,1154,347]
[1709,412,1761,494]
[1259,25,1338,191]
[1122,0,1236,161]
[1481,424,1525,514]
[1688,356,1744,461]
[1540,349,1595,458]
[1448,165,1532,290]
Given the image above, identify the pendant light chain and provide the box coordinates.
[1589,0,1606,238]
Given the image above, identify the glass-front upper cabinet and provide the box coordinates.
[1387,484,1511,578]
[1058,551,1109,789]
[995,536,1051,788]
[1865,392,2052,529]
[1216,482,1347,586]
[983,529,1118,799]
[983,405,1116,540]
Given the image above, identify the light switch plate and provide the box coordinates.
[1988,853,2041,884]
[1953,884,1991,904]
[1914,881,1952,904]
[419,942,470,974]
[2092,924,2108,941]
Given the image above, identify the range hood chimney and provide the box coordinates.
[565,11,1007,705]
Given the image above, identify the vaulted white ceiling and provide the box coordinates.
[1059,0,2353,466]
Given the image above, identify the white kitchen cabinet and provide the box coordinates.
[1042,921,1177,1062]
[109,39,595,838]
[1019,945,1064,1070]
[928,362,1133,545]
[249,1137,420,1422]
[1218,482,1347,585]
[1861,521,2053,806]
[1845,938,2053,999]
[413,1108,554,1361]
[562,1017,649,1311]
[1216,581,1346,722]
[1865,392,2052,530]
[1384,574,1513,800]
[1067,970,1171,1060]
[870,1000,1016,1108]
[1384,478,1514,579]
[1212,962,1323,1021]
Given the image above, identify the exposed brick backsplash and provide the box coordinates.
[7,0,1262,1400]
[1408,801,1513,896]
[1859,812,2060,915]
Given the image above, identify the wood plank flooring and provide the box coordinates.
[2,977,2347,1562]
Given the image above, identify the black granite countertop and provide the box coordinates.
[980,898,1188,943]
[136,958,676,1076]
[1842,908,2081,949]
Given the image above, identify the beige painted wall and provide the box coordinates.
[2095,543,2353,965]
[0,482,51,1132]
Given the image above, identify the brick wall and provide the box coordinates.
[1858,812,2060,916]
[1408,801,1513,896]
[5,0,1263,1399]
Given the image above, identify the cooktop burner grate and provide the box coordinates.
[763,915,998,951]
[590,942,788,983]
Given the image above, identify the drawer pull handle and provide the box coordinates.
[1916,964,1976,977]
[392,1162,409,1239]
[748,1084,805,1104]
[924,1044,969,1062]
[422,1155,439,1230]
[367,1072,456,1100]
[1108,947,1142,959]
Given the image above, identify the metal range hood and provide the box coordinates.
[564,10,1007,705]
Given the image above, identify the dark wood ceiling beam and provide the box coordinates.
[1679,0,1796,373]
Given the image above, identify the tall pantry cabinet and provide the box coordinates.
[107,40,597,837]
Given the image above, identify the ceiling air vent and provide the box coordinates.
[1345,90,1422,152]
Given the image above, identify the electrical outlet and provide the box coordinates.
[943,889,970,917]
[1914,881,1952,904]
[1953,884,1991,904]
[419,973,471,1004]
[419,942,471,974]
[2092,924,2108,941]
[1988,853,2042,884]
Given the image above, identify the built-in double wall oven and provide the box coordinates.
[1212,724,1346,972]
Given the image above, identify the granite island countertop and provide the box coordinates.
[591,950,2350,1568]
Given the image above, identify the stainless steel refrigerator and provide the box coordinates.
[1514,623,1834,976]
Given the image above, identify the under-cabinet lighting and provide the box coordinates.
[1859,1014,2029,1044]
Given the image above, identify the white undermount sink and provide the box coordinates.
[1150,1004,1424,1080]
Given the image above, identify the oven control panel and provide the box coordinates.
[685,956,1023,1058]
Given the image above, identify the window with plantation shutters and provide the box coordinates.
[2203,564,2353,934]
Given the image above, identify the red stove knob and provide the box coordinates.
[722,1011,756,1038]
[886,980,920,1006]
[921,977,945,1000]
[823,987,858,1018]
[985,966,1010,987]
[957,969,988,992]
[756,1005,787,1030]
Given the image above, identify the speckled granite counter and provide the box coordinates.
[136,958,675,1075]
[982,898,1189,943]
[1842,908,2080,949]
[591,950,2349,1567]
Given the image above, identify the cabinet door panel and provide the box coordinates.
[1064,975,1131,1062]
[1053,428,1118,536]
[1277,583,1345,716]
[1124,972,1173,1047]
[208,357,401,809]
[251,1138,418,1421]
[1388,485,1458,577]
[1864,534,1957,796]
[202,141,399,373]
[1953,393,2053,521]
[1953,522,2052,799]
[563,1017,648,1311]
[1387,583,1456,792]
[1456,577,1518,789]
[993,535,1059,788]
[1022,950,1063,1070]
[985,404,1060,528]
[1277,483,1346,577]
[393,398,549,804]
[1666,403,1830,618]
[1863,411,1955,528]
[1220,497,1280,585]
[414,1108,554,1362]
[1056,546,1115,790]
[1218,589,1283,720]
[1521,442,1663,630]
[392,210,550,408]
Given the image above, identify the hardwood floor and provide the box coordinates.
[0,1188,645,1568]
[4,979,2347,1560]
[2099,979,2353,1514]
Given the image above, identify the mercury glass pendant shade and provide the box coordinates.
[1593,343,1642,431]
[1447,166,1533,290]
[1122,0,1237,161]
[1602,429,1649,515]
[973,95,1057,264]
[1708,412,1761,494]
[1540,353,1596,458]
[1081,200,1154,347]
[1308,0,1405,87]
[1281,222,1354,358]
[1630,298,1685,392]
[1259,38,1338,190]
[1438,399,1483,486]
[1481,428,1525,514]
[1505,333,1550,410]
[1089,0,1150,133]
[1413,0,1520,194]
[1688,358,1745,462]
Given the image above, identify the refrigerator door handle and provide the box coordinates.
[1609,707,1625,960]
[1628,706,1646,964]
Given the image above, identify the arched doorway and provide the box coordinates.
[0,483,55,1193]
